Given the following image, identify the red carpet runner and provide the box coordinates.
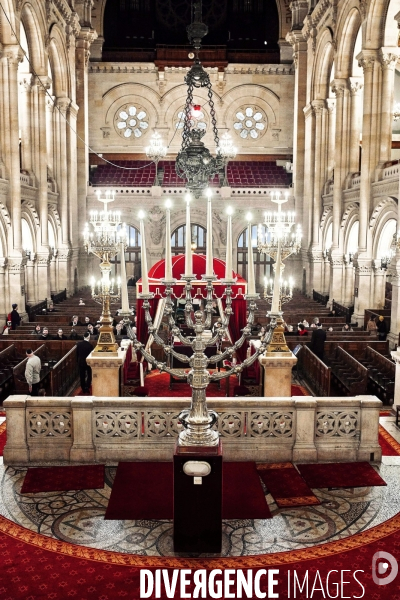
[257,462,320,507]
[0,421,6,457]
[21,465,105,494]
[297,461,386,489]
[105,461,271,520]
[379,424,400,456]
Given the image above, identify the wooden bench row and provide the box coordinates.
[328,347,368,395]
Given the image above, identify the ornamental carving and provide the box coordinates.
[95,411,139,438]
[148,206,166,245]
[233,106,267,141]
[28,411,71,437]
[249,412,293,438]
[114,104,149,139]
[316,411,358,437]
[218,412,243,437]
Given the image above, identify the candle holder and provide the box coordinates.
[129,195,271,448]
[84,190,127,353]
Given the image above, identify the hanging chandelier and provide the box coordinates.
[175,1,224,198]
[257,191,302,260]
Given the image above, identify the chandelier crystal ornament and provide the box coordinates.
[175,2,224,198]
[83,190,127,354]
[217,132,237,186]
[145,131,167,185]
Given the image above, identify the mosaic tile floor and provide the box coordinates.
[0,416,398,558]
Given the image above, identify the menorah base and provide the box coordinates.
[177,408,220,447]
[173,440,222,553]
[178,426,220,447]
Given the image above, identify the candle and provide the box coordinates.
[246,213,256,295]
[119,240,130,312]
[138,210,150,294]
[165,199,173,280]
[205,189,213,277]
[184,194,193,276]
[225,206,233,279]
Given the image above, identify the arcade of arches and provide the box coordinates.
[0,0,398,344]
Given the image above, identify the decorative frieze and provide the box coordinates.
[316,411,359,438]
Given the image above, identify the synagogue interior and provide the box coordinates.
[0,0,399,594]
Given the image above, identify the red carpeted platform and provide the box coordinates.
[21,465,105,494]
[257,462,320,507]
[297,461,386,489]
[379,424,400,456]
[105,461,271,520]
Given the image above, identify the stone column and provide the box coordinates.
[325,99,336,178]
[19,76,33,174]
[322,254,330,295]
[373,262,386,309]
[25,254,37,305]
[378,49,399,168]
[57,249,71,296]
[50,254,57,294]
[389,266,400,349]
[3,46,23,252]
[2,396,29,465]
[56,98,71,247]
[343,257,355,307]
[36,255,51,301]
[329,256,344,303]
[36,77,50,251]
[353,259,373,326]
[330,80,347,252]
[0,258,8,318]
[348,77,363,174]
[286,28,308,239]
[76,29,96,289]
[7,259,27,316]
[259,352,298,398]
[292,398,317,462]
[302,103,315,291]
[309,248,323,297]
[70,398,95,462]
[390,349,400,407]
[311,100,325,249]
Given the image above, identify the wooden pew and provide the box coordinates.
[358,346,395,404]
[328,347,368,395]
[313,290,329,305]
[0,345,26,403]
[49,346,79,396]
[285,338,389,359]
[298,345,331,396]
[332,300,354,324]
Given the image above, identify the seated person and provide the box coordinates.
[327,326,334,332]
[55,328,67,340]
[298,323,308,336]
[84,316,93,326]
[78,298,85,305]
[328,309,336,317]
[342,324,353,332]
[2,320,12,335]
[47,303,56,312]
[114,322,127,337]
[69,315,82,327]
[69,328,81,340]
[302,319,309,328]
[39,327,52,340]
[31,325,42,335]
[86,323,98,338]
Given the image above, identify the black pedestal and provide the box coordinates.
[173,441,222,553]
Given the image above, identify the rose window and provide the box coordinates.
[174,108,207,134]
[233,106,266,140]
[114,104,149,139]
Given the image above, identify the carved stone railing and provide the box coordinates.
[3,395,381,465]
[382,164,399,179]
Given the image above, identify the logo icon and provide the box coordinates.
[372,551,398,586]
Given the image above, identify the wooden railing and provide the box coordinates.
[25,299,48,322]
[313,290,329,305]
[51,289,67,304]
[49,346,79,397]
[298,345,331,396]
[332,300,354,323]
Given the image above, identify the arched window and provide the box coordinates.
[48,221,56,250]
[377,219,396,259]
[111,225,141,283]
[171,223,206,256]
[237,224,272,289]
[21,218,34,254]
[346,221,359,257]
[325,223,332,251]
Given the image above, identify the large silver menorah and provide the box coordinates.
[127,277,273,447]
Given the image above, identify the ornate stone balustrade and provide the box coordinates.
[3,395,381,465]
[383,164,399,179]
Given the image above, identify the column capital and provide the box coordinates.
[55,97,71,114]
[379,47,400,70]
[331,79,347,98]
[325,98,336,113]
[0,44,23,65]
[348,76,363,96]
[311,99,325,115]
[356,50,378,72]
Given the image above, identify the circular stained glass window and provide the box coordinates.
[233,105,267,141]
[114,104,149,139]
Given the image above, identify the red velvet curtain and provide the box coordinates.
[222,297,248,363]
[136,299,158,345]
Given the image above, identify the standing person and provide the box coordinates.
[25,349,41,396]
[310,322,326,361]
[10,304,21,330]
[377,316,388,341]
[76,333,93,394]
[367,315,378,334]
